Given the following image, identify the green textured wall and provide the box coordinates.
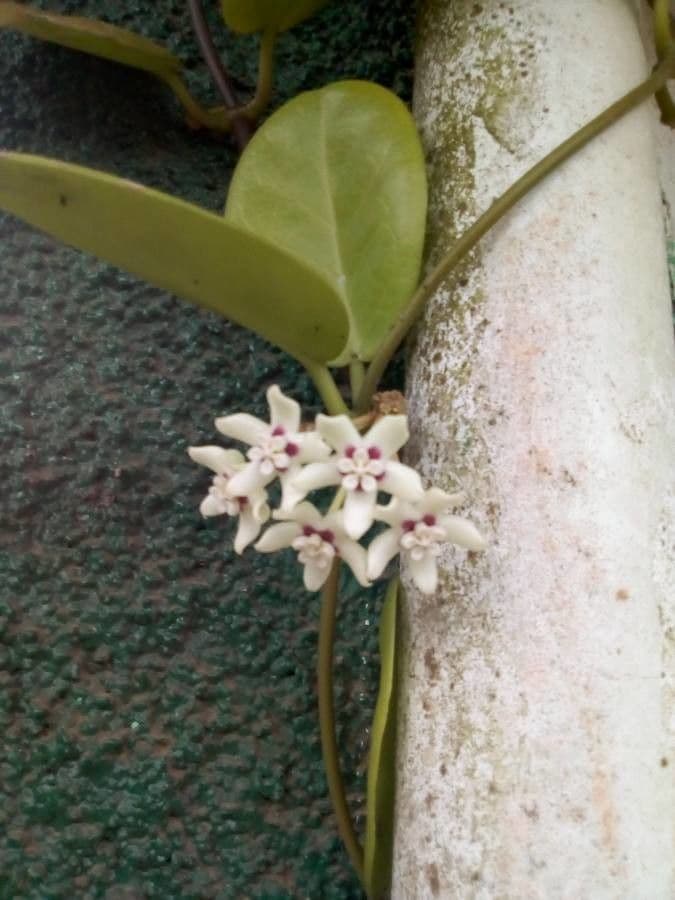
[0,2,414,897]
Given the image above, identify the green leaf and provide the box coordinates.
[225,80,427,365]
[364,578,400,900]
[0,153,349,363]
[0,2,181,77]
[220,0,329,34]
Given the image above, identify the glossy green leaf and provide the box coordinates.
[364,578,400,900]
[0,153,349,363]
[226,80,427,365]
[220,0,329,34]
[0,2,181,77]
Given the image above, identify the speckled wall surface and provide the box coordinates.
[0,3,414,897]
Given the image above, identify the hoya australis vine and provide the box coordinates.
[1,1,674,895]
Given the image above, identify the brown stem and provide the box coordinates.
[318,561,365,885]
[187,0,253,150]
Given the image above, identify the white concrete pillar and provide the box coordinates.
[394,1,675,896]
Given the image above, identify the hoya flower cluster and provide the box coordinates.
[189,386,486,594]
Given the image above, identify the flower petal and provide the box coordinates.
[298,431,331,463]
[267,385,300,433]
[424,487,466,514]
[303,560,332,592]
[188,445,244,474]
[372,498,406,527]
[316,414,361,453]
[273,501,322,526]
[248,491,271,523]
[365,415,409,456]
[277,469,304,512]
[215,413,267,446]
[343,489,377,540]
[408,554,438,594]
[226,460,272,497]
[367,528,401,580]
[338,540,370,588]
[380,461,424,502]
[234,507,264,554]
[255,522,300,553]
[199,493,227,517]
[440,515,487,551]
[290,461,341,500]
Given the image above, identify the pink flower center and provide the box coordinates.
[403,515,437,531]
[271,425,298,458]
[399,518,447,560]
[248,424,300,474]
[337,444,386,492]
[302,525,335,545]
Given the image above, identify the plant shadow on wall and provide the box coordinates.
[1,1,674,898]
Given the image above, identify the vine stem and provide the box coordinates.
[355,49,675,413]
[187,0,253,149]
[318,561,365,886]
[653,0,675,124]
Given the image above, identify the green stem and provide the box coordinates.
[349,360,366,402]
[355,50,675,413]
[318,561,365,886]
[300,358,349,416]
[240,28,277,122]
[654,0,675,125]
[654,0,674,56]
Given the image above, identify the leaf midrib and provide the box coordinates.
[318,97,358,352]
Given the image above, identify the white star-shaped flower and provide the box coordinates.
[214,385,330,509]
[287,414,423,540]
[188,445,271,554]
[367,488,487,594]
[255,502,370,591]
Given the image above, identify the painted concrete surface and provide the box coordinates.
[395,1,675,897]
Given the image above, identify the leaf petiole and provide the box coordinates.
[240,28,278,123]
[349,360,366,402]
[161,73,233,131]
[299,358,350,416]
